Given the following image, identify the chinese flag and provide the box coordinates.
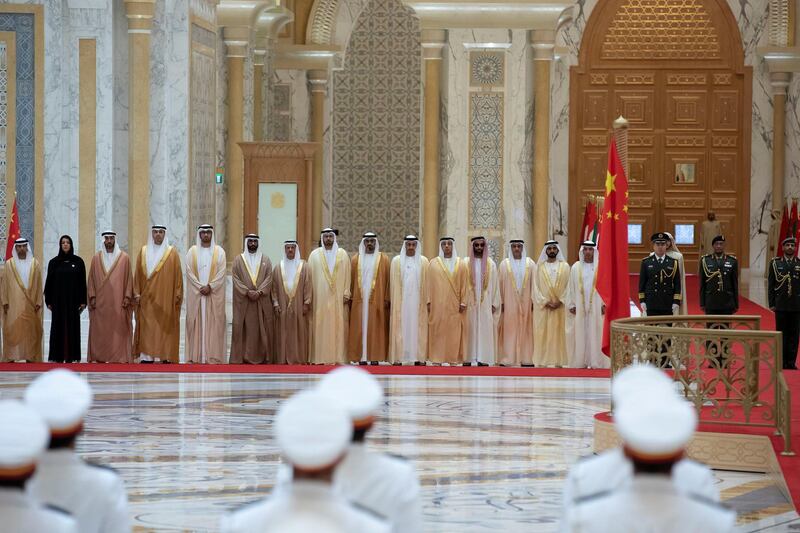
[791,199,798,243]
[779,200,789,247]
[596,137,631,356]
[580,197,599,245]
[5,196,19,260]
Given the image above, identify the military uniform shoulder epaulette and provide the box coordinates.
[351,500,388,521]
[573,489,612,505]
[688,493,732,511]
[44,503,72,516]
[727,254,737,258]
[85,460,119,473]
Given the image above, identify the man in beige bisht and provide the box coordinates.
[533,240,570,367]
[87,231,133,363]
[308,228,351,364]
[498,239,536,366]
[348,231,391,364]
[134,225,183,363]
[272,240,312,364]
[1,238,43,362]
[465,236,500,366]
[427,237,467,365]
[389,235,429,365]
[185,224,227,364]
[567,241,607,369]
[230,234,273,364]
[699,211,722,256]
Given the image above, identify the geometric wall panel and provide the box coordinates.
[468,92,503,230]
[332,0,421,252]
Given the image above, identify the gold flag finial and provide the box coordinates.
[613,116,629,130]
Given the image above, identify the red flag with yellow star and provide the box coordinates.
[596,137,631,356]
[5,196,20,260]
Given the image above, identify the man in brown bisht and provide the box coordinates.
[1,238,43,362]
[427,237,467,364]
[347,231,390,365]
[185,224,227,364]
[87,231,134,363]
[272,240,312,364]
[230,234,274,364]
[133,225,183,363]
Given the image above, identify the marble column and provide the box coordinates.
[421,30,445,259]
[531,31,554,253]
[309,70,327,236]
[772,72,791,210]
[125,0,155,258]
[253,49,265,141]
[224,27,249,257]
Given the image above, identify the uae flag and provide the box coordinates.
[580,196,600,245]
[596,137,631,356]
[779,200,790,247]
[5,196,20,260]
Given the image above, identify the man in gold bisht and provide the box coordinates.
[134,225,183,363]
[272,240,312,364]
[388,235,429,365]
[498,239,536,366]
[348,232,390,364]
[427,237,467,365]
[307,228,351,364]
[185,224,227,364]
[87,231,133,363]
[230,234,273,364]
[1,238,43,362]
[533,240,570,367]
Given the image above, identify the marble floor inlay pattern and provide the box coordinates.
[0,372,796,532]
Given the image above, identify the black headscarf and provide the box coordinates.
[56,234,75,259]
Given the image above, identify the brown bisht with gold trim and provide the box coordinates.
[230,252,274,364]
[87,250,134,363]
[271,259,312,364]
[133,245,183,362]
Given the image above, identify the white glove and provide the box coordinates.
[672,304,679,315]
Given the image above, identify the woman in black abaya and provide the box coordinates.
[44,235,87,362]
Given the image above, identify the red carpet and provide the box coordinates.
[0,362,610,378]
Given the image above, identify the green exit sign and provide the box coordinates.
[215,167,224,184]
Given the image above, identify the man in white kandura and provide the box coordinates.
[464,236,500,366]
[219,390,390,533]
[185,224,227,363]
[563,368,733,532]
[562,365,719,517]
[26,369,130,533]
[533,240,570,367]
[308,228,352,364]
[0,399,77,533]
[566,241,607,369]
[389,235,429,365]
[317,367,422,533]
[497,239,536,366]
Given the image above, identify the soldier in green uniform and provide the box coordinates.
[768,236,800,370]
[699,235,739,365]
[639,233,682,317]
[699,235,739,315]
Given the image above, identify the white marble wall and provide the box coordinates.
[784,74,800,201]
[150,0,190,251]
[552,0,772,271]
[215,33,229,247]
[273,69,311,140]
[112,0,129,249]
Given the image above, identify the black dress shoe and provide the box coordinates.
[462,362,471,367]
[414,361,424,366]
[358,361,368,365]
[521,363,535,367]
[370,361,379,366]
[477,362,489,367]
[140,360,154,364]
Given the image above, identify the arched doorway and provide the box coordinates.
[568,0,752,272]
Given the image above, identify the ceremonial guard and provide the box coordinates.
[768,236,800,370]
[638,233,682,317]
[699,236,739,315]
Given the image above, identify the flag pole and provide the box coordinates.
[612,116,629,180]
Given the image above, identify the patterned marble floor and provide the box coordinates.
[0,372,796,532]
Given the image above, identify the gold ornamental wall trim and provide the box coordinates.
[610,315,794,456]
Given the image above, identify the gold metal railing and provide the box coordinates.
[610,315,794,456]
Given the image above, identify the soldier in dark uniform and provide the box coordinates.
[768,236,800,370]
[639,233,682,317]
[699,235,739,365]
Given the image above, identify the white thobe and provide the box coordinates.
[0,487,77,533]
[361,254,377,361]
[566,261,607,368]
[28,449,130,533]
[400,261,420,363]
[465,258,500,365]
[219,480,390,533]
[196,246,213,356]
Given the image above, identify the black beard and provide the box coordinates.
[546,252,558,258]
